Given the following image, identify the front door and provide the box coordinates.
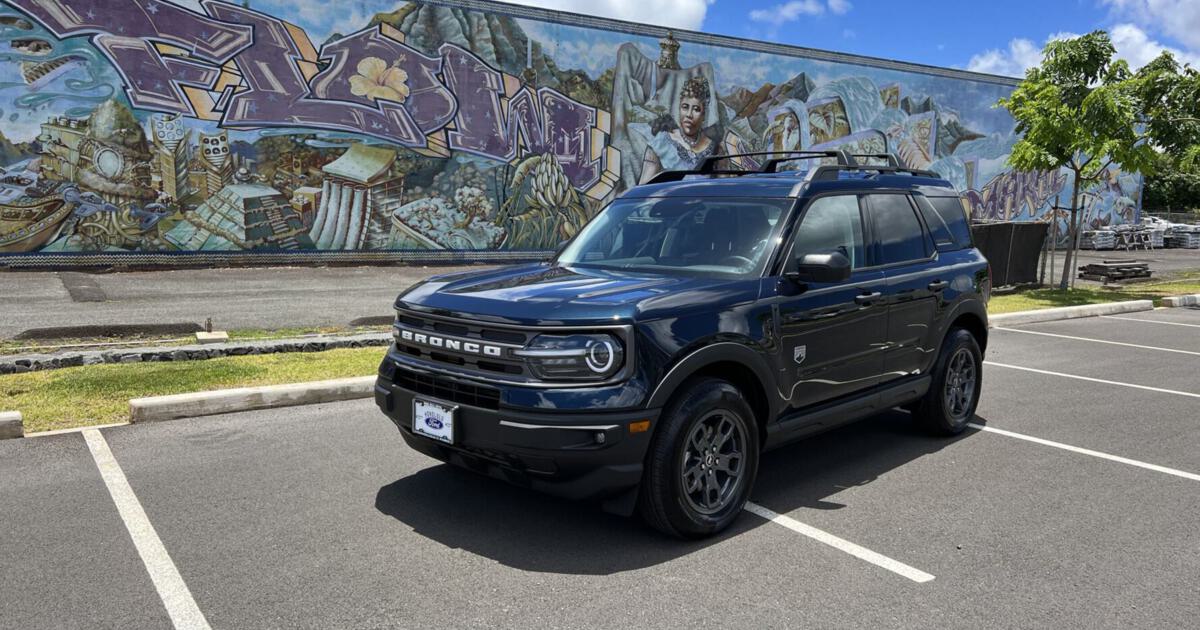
[772,194,888,411]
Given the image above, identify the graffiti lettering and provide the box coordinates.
[442,45,602,187]
[7,0,606,188]
[203,3,427,148]
[7,0,253,115]
[963,169,1068,222]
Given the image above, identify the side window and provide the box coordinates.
[913,195,957,251]
[868,194,931,264]
[927,196,974,250]
[792,195,865,269]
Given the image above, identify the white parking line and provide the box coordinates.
[984,361,1200,399]
[992,327,1200,356]
[25,421,131,438]
[1102,315,1200,329]
[968,424,1200,483]
[82,429,211,630]
[743,501,935,583]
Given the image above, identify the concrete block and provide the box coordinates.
[129,375,376,423]
[195,331,230,344]
[0,411,23,440]
[989,299,1154,327]
[1161,294,1200,308]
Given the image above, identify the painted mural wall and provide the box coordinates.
[0,0,1141,255]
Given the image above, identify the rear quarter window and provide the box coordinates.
[918,195,973,251]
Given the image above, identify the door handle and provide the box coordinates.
[928,280,949,292]
[854,291,883,306]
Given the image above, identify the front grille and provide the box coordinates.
[394,309,532,379]
[391,363,501,410]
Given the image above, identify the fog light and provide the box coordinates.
[594,431,606,444]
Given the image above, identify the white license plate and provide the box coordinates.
[412,398,456,444]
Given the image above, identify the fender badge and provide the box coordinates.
[794,345,807,365]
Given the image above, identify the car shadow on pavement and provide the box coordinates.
[374,409,978,575]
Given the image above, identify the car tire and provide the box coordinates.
[913,327,983,435]
[638,377,760,539]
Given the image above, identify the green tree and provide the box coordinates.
[999,31,1200,289]
[1142,151,1200,213]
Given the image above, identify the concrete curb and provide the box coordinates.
[1161,294,1200,307]
[129,376,376,423]
[989,299,1155,327]
[1,332,391,375]
[0,411,24,440]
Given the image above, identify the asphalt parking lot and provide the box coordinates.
[2,308,1198,629]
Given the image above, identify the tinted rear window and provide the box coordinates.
[868,194,931,265]
[921,196,973,250]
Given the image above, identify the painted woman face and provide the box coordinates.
[678,96,705,139]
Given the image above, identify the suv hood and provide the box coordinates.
[398,263,758,326]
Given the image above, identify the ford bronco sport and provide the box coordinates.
[375,151,990,538]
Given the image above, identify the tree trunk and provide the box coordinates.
[1058,172,1081,290]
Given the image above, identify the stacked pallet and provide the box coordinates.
[1165,224,1200,248]
[1080,230,1117,249]
[1078,260,1153,283]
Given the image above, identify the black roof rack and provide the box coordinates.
[809,162,941,181]
[643,150,942,184]
[645,150,856,184]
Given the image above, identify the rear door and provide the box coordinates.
[773,193,888,410]
[863,193,940,383]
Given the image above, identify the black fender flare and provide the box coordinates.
[645,341,781,418]
[943,298,989,351]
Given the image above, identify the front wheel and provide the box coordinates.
[913,328,983,435]
[638,378,760,538]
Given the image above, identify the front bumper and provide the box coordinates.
[374,375,660,504]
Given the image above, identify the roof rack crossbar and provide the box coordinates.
[759,150,860,173]
[696,149,855,174]
[645,150,860,184]
[809,163,940,181]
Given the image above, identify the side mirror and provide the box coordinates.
[785,251,852,284]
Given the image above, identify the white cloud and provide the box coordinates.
[749,0,824,24]
[967,25,1198,77]
[828,0,853,15]
[502,0,713,31]
[966,38,1045,77]
[748,0,851,24]
[1108,22,1200,67]
[1101,0,1200,51]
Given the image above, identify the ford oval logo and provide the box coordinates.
[424,415,443,430]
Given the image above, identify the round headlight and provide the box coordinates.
[585,339,615,373]
[516,333,625,381]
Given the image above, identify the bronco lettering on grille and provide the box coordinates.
[399,328,503,357]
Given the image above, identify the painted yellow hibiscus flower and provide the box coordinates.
[349,56,410,103]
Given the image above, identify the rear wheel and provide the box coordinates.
[638,378,759,538]
[913,328,982,435]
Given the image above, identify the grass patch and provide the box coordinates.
[0,346,384,433]
[988,276,1200,314]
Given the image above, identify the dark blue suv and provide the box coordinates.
[375,151,990,538]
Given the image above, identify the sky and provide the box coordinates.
[493,0,1200,76]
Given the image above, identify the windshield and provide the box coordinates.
[557,197,792,277]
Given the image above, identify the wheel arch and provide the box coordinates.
[945,300,989,353]
[646,342,779,442]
